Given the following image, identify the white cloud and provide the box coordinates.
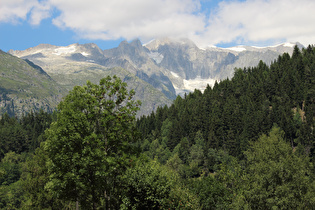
[49,0,205,42]
[29,1,51,25]
[198,0,315,47]
[0,0,37,23]
[0,0,51,25]
[1,0,315,47]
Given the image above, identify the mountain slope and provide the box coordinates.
[0,50,65,116]
[103,39,176,99]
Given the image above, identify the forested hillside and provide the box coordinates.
[0,45,314,209]
[137,45,315,159]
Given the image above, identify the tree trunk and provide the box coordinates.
[76,200,79,210]
[104,190,110,210]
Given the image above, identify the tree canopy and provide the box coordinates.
[235,126,315,209]
[44,76,141,209]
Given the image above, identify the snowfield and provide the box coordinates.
[53,45,77,55]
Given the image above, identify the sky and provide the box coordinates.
[1,0,315,52]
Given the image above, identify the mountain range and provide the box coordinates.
[2,38,302,117]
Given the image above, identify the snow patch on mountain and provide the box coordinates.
[53,45,76,55]
[147,51,164,64]
[170,71,180,78]
[183,77,217,92]
[81,52,90,56]
[28,50,44,55]
[283,43,296,48]
[252,42,297,49]
[225,46,247,52]
[174,76,217,96]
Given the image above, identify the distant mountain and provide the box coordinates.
[0,50,65,117]
[103,40,176,99]
[7,38,302,116]
[8,43,173,117]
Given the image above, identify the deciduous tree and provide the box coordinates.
[44,76,141,209]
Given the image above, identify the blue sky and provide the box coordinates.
[1,0,315,52]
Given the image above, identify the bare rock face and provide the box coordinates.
[103,39,176,100]
[6,39,302,116]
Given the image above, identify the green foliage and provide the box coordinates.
[121,157,201,209]
[0,119,27,160]
[0,110,56,209]
[146,139,172,164]
[0,152,22,186]
[166,153,184,172]
[20,145,65,209]
[188,131,206,176]
[0,110,55,160]
[0,152,26,209]
[205,148,234,173]
[234,126,315,209]
[188,175,230,210]
[0,180,24,209]
[44,76,141,209]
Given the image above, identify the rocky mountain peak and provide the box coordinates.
[144,37,198,51]
[130,39,143,48]
[105,39,147,60]
[143,38,172,50]
[116,39,144,51]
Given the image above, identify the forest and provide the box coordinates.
[0,45,314,209]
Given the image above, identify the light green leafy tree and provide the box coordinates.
[44,76,141,209]
[234,126,315,209]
